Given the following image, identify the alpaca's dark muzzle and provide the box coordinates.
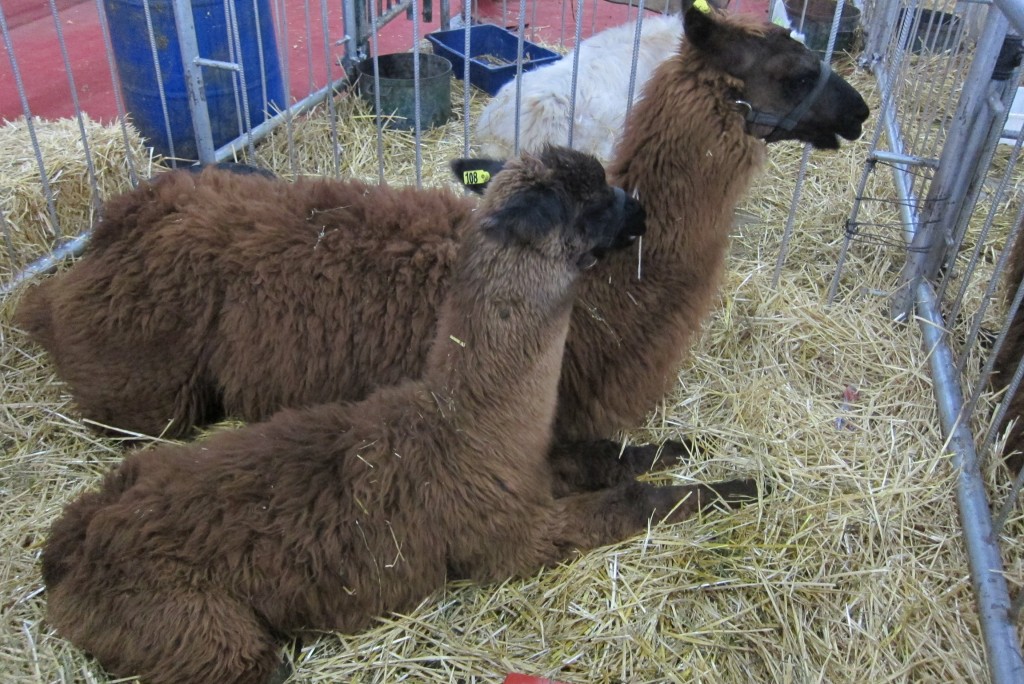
[603,186,648,251]
[581,187,647,269]
[613,186,647,246]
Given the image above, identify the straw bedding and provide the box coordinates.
[2,66,1021,683]
[0,114,157,282]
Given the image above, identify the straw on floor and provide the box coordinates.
[2,69,1022,683]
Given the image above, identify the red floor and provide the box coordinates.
[0,0,767,124]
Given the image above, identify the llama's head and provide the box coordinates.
[451,146,646,269]
[682,0,870,149]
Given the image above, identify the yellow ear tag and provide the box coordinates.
[462,169,491,186]
[693,0,711,13]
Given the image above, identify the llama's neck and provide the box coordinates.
[552,50,769,440]
[423,232,575,459]
[609,51,766,262]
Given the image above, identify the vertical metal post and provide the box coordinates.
[341,0,360,73]
[439,0,450,30]
[891,7,1009,319]
[995,0,1024,35]
[171,0,217,162]
[861,0,901,68]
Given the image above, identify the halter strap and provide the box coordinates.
[735,61,833,137]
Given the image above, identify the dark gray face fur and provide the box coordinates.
[682,5,870,149]
[451,146,646,269]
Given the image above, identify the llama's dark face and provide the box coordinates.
[683,4,870,149]
[452,147,646,269]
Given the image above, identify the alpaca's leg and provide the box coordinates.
[545,479,759,557]
[56,587,282,684]
[547,438,699,496]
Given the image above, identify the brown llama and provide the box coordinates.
[15,3,869,444]
[41,147,759,684]
[991,223,1024,473]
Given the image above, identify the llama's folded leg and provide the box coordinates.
[50,586,283,684]
[547,438,699,496]
[546,479,760,555]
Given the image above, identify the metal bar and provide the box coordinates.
[624,0,645,123]
[772,145,813,287]
[195,57,243,71]
[171,0,216,162]
[917,280,1024,684]
[93,0,139,187]
[993,0,1024,36]
[512,0,527,155]
[462,0,472,158]
[223,0,246,134]
[225,0,257,159]
[302,0,316,93]
[1,234,90,296]
[412,0,423,187]
[560,0,568,48]
[341,0,359,70]
[367,0,386,184]
[566,0,585,149]
[861,0,900,68]
[144,0,180,163]
[276,0,297,174]
[47,0,102,217]
[870,150,938,168]
[318,0,341,175]
[0,3,61,238]
[358,2,412,44]
[251,0,270,114]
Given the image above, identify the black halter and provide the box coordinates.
[734,60,833,138]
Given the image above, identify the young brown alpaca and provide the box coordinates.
[42,147,759,684]
[15,3,869,444]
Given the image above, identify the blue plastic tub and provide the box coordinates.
[426,24,561,96]
[103,0,286,160]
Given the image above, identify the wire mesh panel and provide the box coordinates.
[831,0,1024,680]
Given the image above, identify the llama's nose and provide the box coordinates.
[852,99,870,125]
[841,100,870,140]
[622,195,647,239]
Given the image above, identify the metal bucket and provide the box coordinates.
[356,53,453,130]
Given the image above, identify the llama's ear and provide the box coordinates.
[683,0,716,47]
[450,158,507,194]
[684,1,755,74]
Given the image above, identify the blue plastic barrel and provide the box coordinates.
[102,0,286,160]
